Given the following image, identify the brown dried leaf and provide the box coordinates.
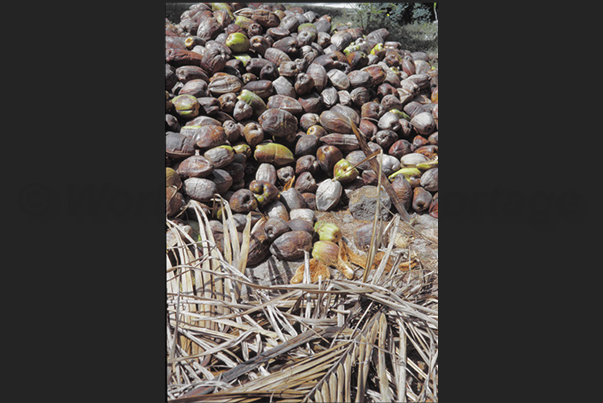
[291,258,331,284]
[283,175,295,191]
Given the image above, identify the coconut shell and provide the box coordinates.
[315,179,342,211]
[269,231,313,260]
[183,178,218,202]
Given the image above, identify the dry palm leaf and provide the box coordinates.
[362,148,384,282]
[167,195,438,403]
[337,237,419,274]
[349,117,411,223]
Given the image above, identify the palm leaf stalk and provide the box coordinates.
[167,196,438,402]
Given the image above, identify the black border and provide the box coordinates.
[441,1,600,401]
[6,2,165,401]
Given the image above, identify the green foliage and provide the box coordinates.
[353,3,436,31]
[353,3,392,32]
[411,3,433,23]
[348,3,437,53]
[294,2,437,54]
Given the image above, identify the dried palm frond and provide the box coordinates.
[167,196,438,402]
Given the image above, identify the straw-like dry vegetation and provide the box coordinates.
[166,191,438,401]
